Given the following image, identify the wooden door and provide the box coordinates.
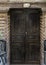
[10,8,41,64]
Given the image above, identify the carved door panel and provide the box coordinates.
[10,9,41,64]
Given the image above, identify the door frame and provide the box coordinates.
[8,8,42,65]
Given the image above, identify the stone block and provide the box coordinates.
[0,0,8,2]
[9,0,46,2]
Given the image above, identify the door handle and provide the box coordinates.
[25,32,27,35]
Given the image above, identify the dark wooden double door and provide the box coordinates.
[10,8,41,64]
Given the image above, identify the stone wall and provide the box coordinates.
[40,12,45,65]
[0,1,46,65]
[0,12,10,64]
[0,0,46,2]
[5,14,10,64]
[0,13,7,40]
[0,10,45,65]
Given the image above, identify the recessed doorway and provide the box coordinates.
[9,8,42,64]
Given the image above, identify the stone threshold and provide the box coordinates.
[10,64,39,65]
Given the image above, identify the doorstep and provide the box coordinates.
[10,64,40,65]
